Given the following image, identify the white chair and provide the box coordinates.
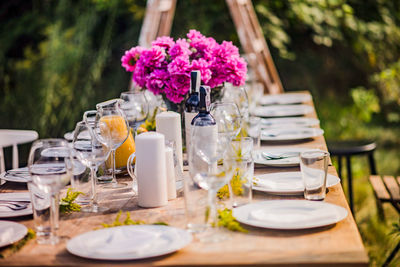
[0,130,38,173]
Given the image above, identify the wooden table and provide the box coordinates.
[0,92,369,266]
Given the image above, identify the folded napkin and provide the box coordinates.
[83,227,165,256]
[250,206,336,226]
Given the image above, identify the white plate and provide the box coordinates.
[261,127,324,141]
[0,193,33,218]
[67,225,192,260]
[253,171,340,195]
[253,148,313,167]
[0,167,31,183]
[233,200,348,230]
[252,104,313,117]
[260,93,312,105]
[0,221,28,247]
[261,117,320,129]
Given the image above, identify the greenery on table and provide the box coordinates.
[217,168,247,200]
[59,188,83,213]
[1,0,400,265]
[101,211,168,228]
[0,229,36,258]
[215,209,247,233]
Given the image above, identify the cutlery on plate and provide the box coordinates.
[262,152,299,160]
[262,131,311,137]
[0,202,29,210]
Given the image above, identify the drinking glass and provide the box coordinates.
[120,91,149,136]
[72,121,111,212]
[84,110,112,184]
[210,102,242,140]
[190,118,234,242]
[95,99,131,189]
[300,150,330,200]
[222,83,250,120]
[226,157,254,208]
[28,139,73,244]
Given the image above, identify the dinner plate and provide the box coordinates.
[260,93,312,105]
[252,104,313,117]
[260,117,320,129]
[0,167,31,183]
[253,148,314,167]
[0,192,33,218]
[261,127,324,141]
[0,221,28,247]
[252,171,340,195]
[66,225,192,260]
[233,200,348,230]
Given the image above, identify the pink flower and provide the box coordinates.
[191,58,212,84]
[168,56,190,75]
[169,38,191,59]
[121,46,143,72]
[139,46,166,69]
[165,73,190,103]
[146,69,170,95]
[151,36,175,51]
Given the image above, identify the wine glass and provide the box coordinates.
[190,118,233,242]
[72,121,110,212]
[210,102,242,140]
[95,99,131,189]
[222,83,249,120]
[120,91,149,136]
[28,139,73,245]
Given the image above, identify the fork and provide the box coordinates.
[0,202,29,210]
[262,152,299,160]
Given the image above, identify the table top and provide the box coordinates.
[0,92,369,266]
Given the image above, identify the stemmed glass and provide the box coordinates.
[28,139,73,244]
[72,121,110,212]
[190,118,234,242]
[210,102,242,140]
[120,91,149,137]
[94,99,130,189]
[222,83,249,120]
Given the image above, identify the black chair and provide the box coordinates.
[327,140,377,213]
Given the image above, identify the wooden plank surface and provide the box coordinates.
[383,175,400,201]
[369,175,391,201]
[0,91,369,266]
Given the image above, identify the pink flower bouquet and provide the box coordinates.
[121,30,247,104]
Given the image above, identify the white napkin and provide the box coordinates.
[255,175,303,191]
[250,206,336,226]
[83,227,165,256]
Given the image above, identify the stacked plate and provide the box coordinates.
[261,128,324,142]
[0,167,31,183]
[252,104,313,118]
[0,192,32,218]
[259,93,312,105]
[253,147,313,167]
[0,221,28,248]
[252,171,340,195]
[233,200,347,230]
[67,225,192,260]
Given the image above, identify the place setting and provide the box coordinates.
[253,147,316,167]
[251,104,314,118]
[0,167,31,183]
[0,192,32,218]
[259,93,312,105]
[260,117,320,129]
[260,127,324,142]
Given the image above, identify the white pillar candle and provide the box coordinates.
[165,147,177,200]
[156,111,183,169]
[135,132,168,208]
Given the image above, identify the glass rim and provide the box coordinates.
[300,150,330,158]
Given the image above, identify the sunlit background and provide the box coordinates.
[1,0,400,265]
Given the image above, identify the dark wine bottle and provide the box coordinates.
[185,71,201,156]
[191,85,215,126]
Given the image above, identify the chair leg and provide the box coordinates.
[376,199,385,221]
[346,156,354,214]
[368,152,377,175]
[383,240,400,267]
[337,155,342,179]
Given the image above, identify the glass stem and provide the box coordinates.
[90,166,98,208]
[111,149,117,183]
[207,189,218,227]
[50,192,59,241]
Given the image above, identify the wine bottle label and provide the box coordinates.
[184,111,197,161]
[205,86,211,112]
